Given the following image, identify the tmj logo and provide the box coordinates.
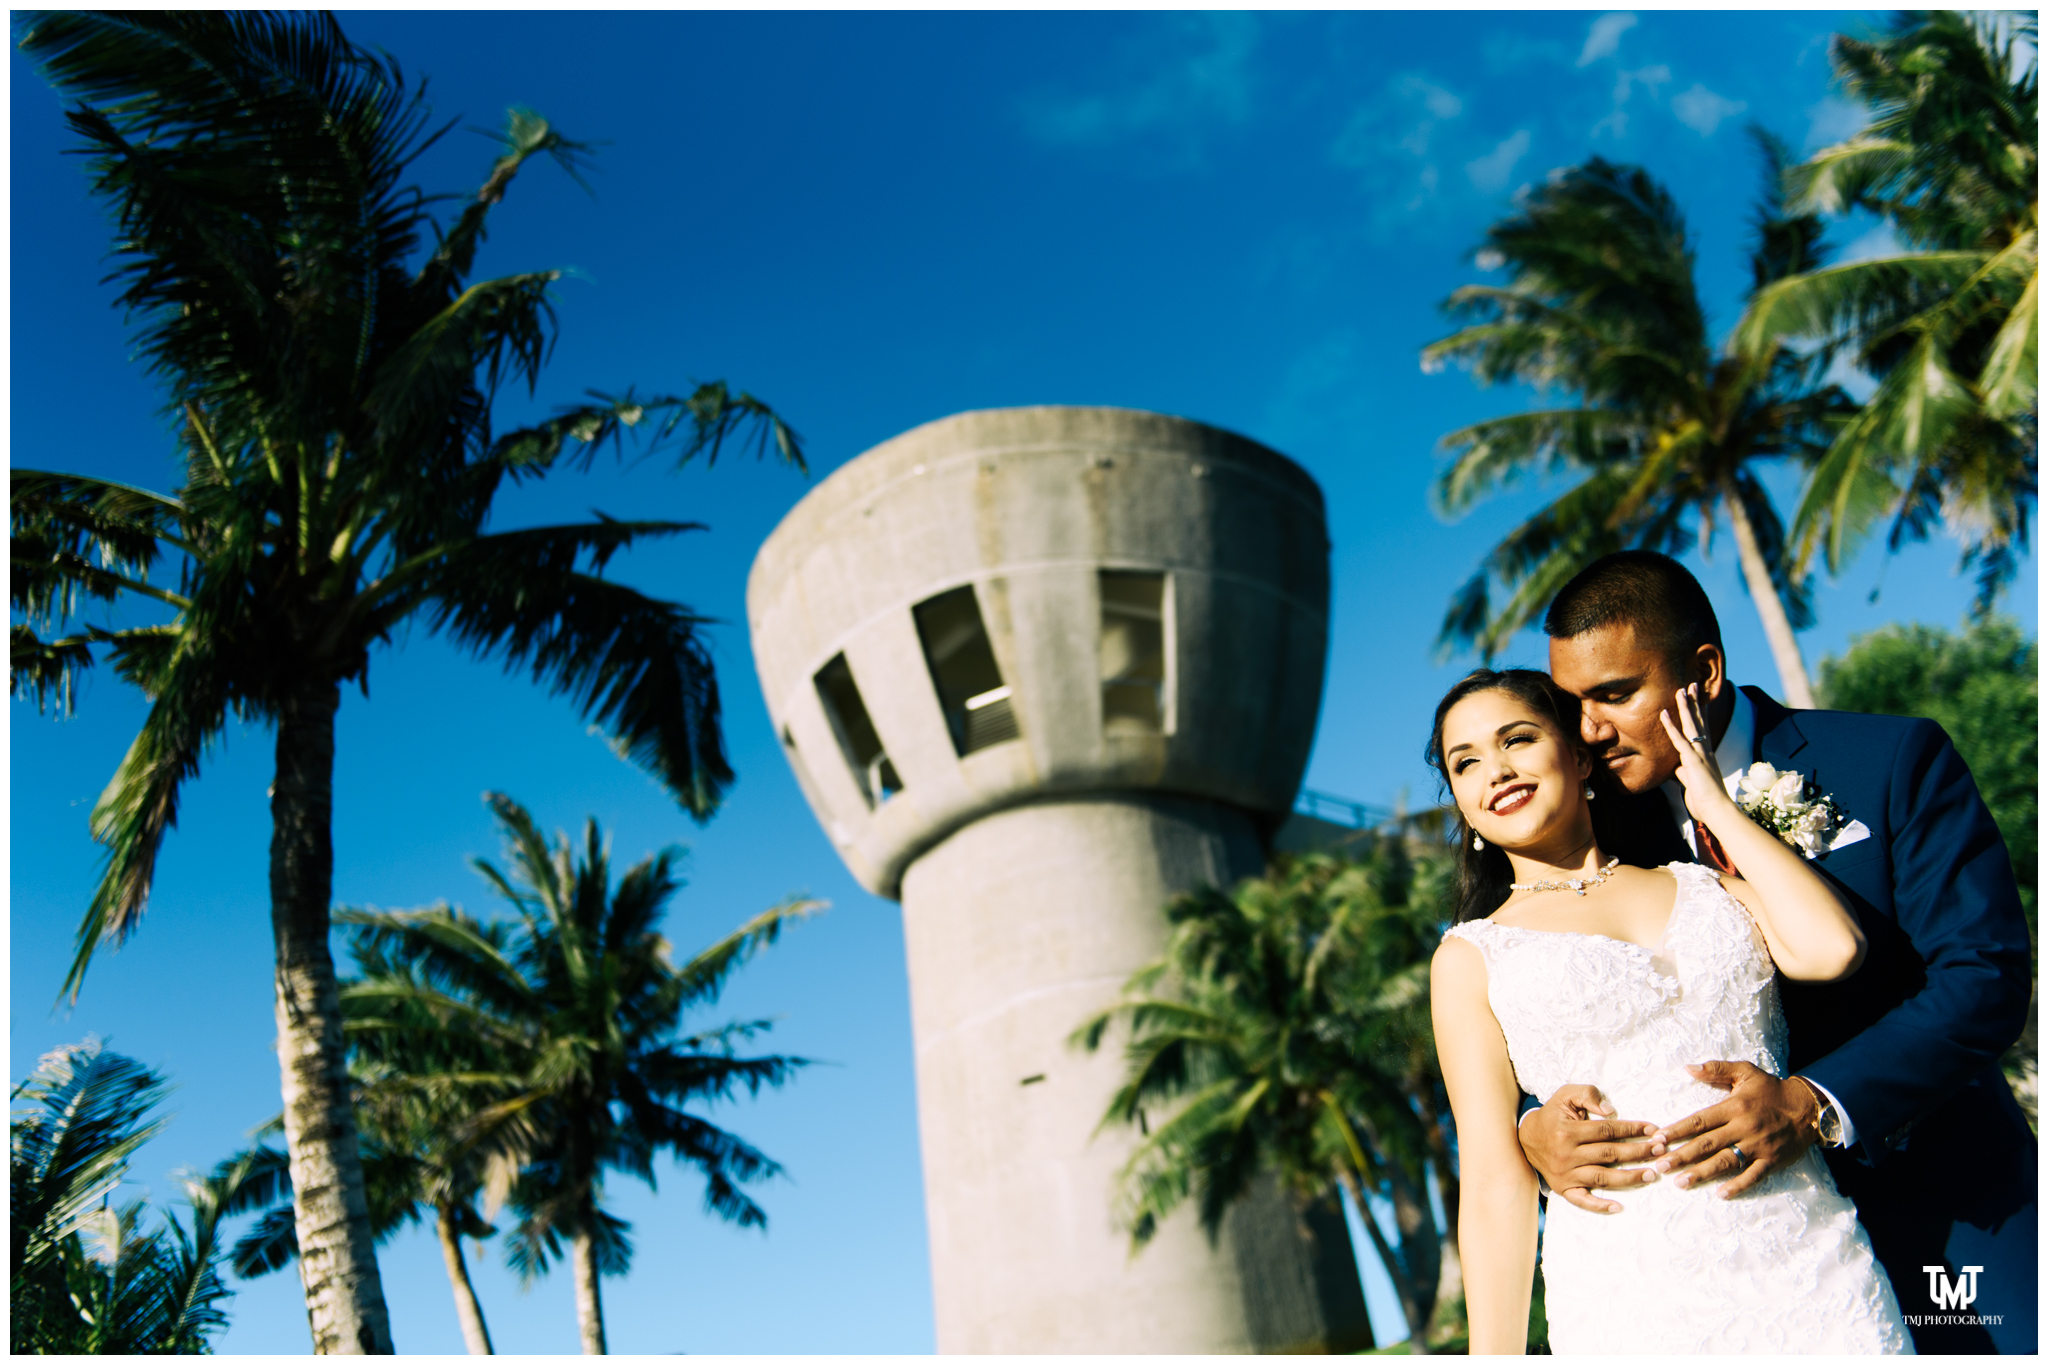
[1922,1265,1984,1312]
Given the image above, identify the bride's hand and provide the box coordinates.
[1657,684,1738,824]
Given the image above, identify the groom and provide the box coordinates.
[1518,551,2035,1354]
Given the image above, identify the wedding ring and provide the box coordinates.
[1729,1145,1750,1169]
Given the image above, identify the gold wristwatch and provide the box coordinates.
[1794,1075,1845,1147]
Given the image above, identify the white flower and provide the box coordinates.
[1731,762,1853,859]
[1790,804,1835,857]
[1733,761,1778,801]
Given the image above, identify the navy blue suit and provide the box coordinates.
[1744,687,2035,1353]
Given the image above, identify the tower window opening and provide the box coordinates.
[913,585,1019,755]
[814,653,902,807]
[1099,570,1168,735]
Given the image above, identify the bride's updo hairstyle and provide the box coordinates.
[1425,668,1621,924]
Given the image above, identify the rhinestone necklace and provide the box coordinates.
[1510,856,1621,897]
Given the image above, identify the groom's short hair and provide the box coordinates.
[1545,551,1723,665]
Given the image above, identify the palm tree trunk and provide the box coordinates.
[570,1225,608,1354]
[1431,1202,1464,1343]
[1386,1162,1442,1341]
[1720,482,1817,708]
[1413,1086,1464,1327]
[271,681,394,1354]
[434,1204,494,1355]
[1336,1169,1433,1355]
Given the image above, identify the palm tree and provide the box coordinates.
[342,932,519,1354]
[11,14,801,1350]
[13,1040,171,1352]
[1737,11,2037,611]
[229,1103,502,1354]
[1423,146,1858,706]
[335,793,819,1354]
[1072,842,1454,1351]
[11,1039,268,1353]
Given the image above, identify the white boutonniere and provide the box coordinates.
[1724,762,1871,859]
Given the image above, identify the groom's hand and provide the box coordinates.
[1654,1061,1820,1197]
[1518,1084,1666,1214]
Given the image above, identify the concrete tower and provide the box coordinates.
[747,407,1370,1353]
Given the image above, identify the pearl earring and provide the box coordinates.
[1472,833,1485,850]
[1584,783,1597,801]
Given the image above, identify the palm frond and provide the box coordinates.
[633,1049,808,1107]
[11,1040,172,1274]
[1608,422,1708,528]
[101,624,191,700]
[1801,12,2037,251]
[1435,466,1640,661]
[1795,330,1980,575]
[1978,265,2038,418]
[1787,137,1914,216]
[489,383,808,477]
[67,652,232,1000]
[11,626,97,717]
[11,470,188,632]
[411,107,593,308]
[23,12,440,440]
[1736,251,1993,356]
[198,1143,293,1220]
[1431,408,1635,514]
[228,1206,300,1280]
[672,897,826,1008]
[370,521,731,816]
[365,271,561,453]
[1745,123,1834,294]
[337,904,539,1023]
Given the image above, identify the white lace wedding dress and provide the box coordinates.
[1444,862,1911,1354]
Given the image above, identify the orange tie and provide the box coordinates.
[1695,820,1738,875]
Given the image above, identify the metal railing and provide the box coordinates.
[1292,788,1397,830]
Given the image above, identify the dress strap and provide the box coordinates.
[1666,859,1721,889]
[1440,919,1498,962]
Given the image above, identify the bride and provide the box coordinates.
[1428,668,1911,1355]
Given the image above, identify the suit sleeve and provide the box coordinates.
[1798,719,2032,1165]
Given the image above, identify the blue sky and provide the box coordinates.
[10,10,2035,1354]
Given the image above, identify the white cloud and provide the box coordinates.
[1483,32,1572,73]
[1331,74,1467,211]
[1022,13,1259,159]
[1577,13,1637,67]
[1332,75,1463,163]
[1802,95,1867,151]
[1593,63,1670,139]
[1466,129,1532,193]
[1621,64,1671,100]
[1671,84,1748,136]
[1419,82,1464,122]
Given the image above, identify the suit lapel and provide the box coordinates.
[1744,684,1809,768]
